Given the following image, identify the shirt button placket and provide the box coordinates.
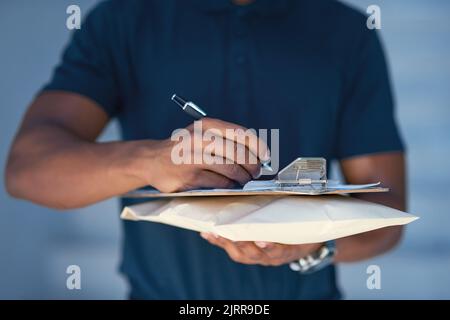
[229,8,251,120]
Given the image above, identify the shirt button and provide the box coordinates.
[236,55,246,65]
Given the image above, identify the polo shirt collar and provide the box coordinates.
[194,0,293,17]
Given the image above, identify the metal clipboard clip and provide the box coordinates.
[275,158,328,190]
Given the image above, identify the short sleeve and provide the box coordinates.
[41,1,120,117]
[335,29,404,159]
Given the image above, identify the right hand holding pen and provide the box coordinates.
[131,118,270,193]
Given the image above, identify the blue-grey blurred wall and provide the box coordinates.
[0,0,449,299]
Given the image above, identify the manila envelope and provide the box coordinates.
[121,195,418,244]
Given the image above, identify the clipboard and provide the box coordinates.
[123,158,388,199]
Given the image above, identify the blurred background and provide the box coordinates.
[0,0,449,299]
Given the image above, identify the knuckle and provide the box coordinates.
[236,245,263,260]
[248,251,264,261]
[223,164,243,181]
[203,118,218,130]
[233,242,246,250]
[235,126,250,136]
[229,164,242,178]
[263,246,285,259]
[266,251,283,260]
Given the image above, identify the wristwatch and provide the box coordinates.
[289,240,337,274]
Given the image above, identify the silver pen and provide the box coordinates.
[171,94,273,173]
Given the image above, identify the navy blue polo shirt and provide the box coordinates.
[43,0,404,299]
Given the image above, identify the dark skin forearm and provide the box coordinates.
[334,152,406,262]
[6,123,149,209]
[5,93,151,209]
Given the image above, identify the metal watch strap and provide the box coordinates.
[289,240,336,274]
